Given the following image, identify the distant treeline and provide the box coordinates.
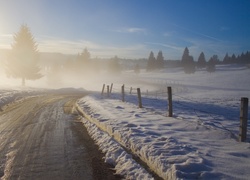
[222,52,250,64]
[6,24,248,87]
[145,47,250,74]
[36,48,250,76]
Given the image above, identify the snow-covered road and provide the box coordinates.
[0,92,120,180]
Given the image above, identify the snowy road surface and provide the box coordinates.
[0,92,120,180]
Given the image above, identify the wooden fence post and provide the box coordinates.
[101,84,105,95]
[110,83,113,94]
[239,97,248,142]
[168,86,173,117]
[121,84,125,102]
[107,85,110,97]
[130,87,132,94]
[137,88,142,108]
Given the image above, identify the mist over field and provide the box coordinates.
[1,1,250,179]
[1,48,249,101]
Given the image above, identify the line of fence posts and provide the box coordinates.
[101,84,105,95]
[239,97,248,142]
[121,84,125,102]
[110,83,113,94]
[101,83,113,97]
[101,84,250,143]
[168,86,173,117]
[137,88,142,108]
[107,85,110,97]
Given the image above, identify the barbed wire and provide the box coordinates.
[106,84,242,103]
[174,101,238,139]
[101,84,246,137]
[193,109,238,139]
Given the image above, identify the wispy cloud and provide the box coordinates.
[183,37,240,60]
[144,42,185,59]
[37,36,148,58]
[93,44,148,58]
[146,42,182,51]
[37,36,100,53]
[0,34,149,58]
[173,24,223,42]
[114,27,147,34]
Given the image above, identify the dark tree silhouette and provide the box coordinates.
[211,55,220,64]
[207,56,216,73]
[79,48,90,62]
[181,47,189,65]
[239,51,250,64]
[108,56,121,74]
[78,48,90,67]
[223,53,231,64]
[74,48,92,74]
[197,52,206,69]
[47,62,62,87]
[146,51,156,71]
[223,51,250,64]
[156,50,164,69]
[231,54,236,63]
[134,63,140,75]
[181,47,195,74]
[6,24,42,86]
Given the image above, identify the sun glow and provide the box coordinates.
[0,34,12,49]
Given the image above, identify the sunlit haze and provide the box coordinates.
[0,2,250,179]
[0,0,250,59]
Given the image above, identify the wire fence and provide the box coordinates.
[101,83,249,142]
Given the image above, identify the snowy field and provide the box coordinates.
[0,64,250,179]
[77,64,250,179]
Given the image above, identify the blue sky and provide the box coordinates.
[0,0,250,60]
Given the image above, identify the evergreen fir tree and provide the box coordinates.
[207,56,216,73]
[75,48,92,74]
[5,24,42,86]
[223,53,230,64]
[181,47,189,65]
[79,48,90,62]
[108,56,121,74]
[156,50,164,69]
[181,47,195,74]
[134,63,140,75]
[197,52,206,69]
[239,52,245,63]
[146,51,156,71]
[211,55,220,64]
[231,54,236,63]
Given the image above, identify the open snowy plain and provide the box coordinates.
[0,64,249,179]
[76,64,250,179]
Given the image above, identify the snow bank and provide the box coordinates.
[0,88,45,108]
[80,113,154,180]
[77,93,250,179]
[76,65,250,179]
